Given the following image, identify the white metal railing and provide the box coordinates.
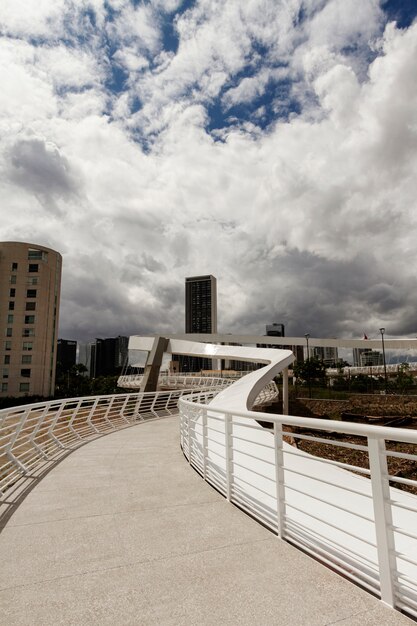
[117,373,241,389]
[0,387,205,496]
[0,376,276,498]
[179,392,417,618]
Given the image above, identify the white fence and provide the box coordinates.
[117,373,241,389]
[179,392,417,618]
[0,378,277,497]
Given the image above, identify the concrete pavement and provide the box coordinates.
[0,416,413,625]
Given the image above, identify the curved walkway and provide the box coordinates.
[0,417,412,626]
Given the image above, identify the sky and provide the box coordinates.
[1,0,417,343]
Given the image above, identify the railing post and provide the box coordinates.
[188,408,192,464]
[102,397,117,428]
[68,399,83,437]
[282,367,289,415]
[48,402,70,449]
[86,398,100,433]
[367,436,396,607]
[225,413,233,502]
[29,404,53,459]
[202,408,207,480]
[274,421,286,539]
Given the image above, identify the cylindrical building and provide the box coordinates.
[0,242,62,398]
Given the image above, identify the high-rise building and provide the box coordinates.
[180,275,217,372]
[313,346,339,366]
[185,275,217,334]
[56,339,77,379]
[90,336,128,378]
[0,242,62,397]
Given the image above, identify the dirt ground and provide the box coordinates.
[265,394,417,495]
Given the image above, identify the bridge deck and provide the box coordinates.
[0,416,412,625]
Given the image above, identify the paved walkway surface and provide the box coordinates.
[0,417,413,626]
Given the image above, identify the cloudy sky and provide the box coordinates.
[1,0,417,342]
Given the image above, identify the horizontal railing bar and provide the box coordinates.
[232,447,276,467]
[386,449,417,462]
[389,499,417,514]
[231,459,275,483]
[388,475,417,487]
[282,465,372,499]
[288,531,380,595]
[286,518,378,569]
[285,502,378,548]
[283,483,375,523]
[391,526,417,541]
[230,433,274,450]
[291,432,368,452]
[282,446,371,475]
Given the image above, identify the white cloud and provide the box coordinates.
[1,1,417,342]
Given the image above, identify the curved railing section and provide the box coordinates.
[0,367,278,498]
[169,338,417,619]
[117,374,236,390]
[0,389,192,496]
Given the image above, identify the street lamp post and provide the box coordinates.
[379,327,388,394]
[304,333,312,398]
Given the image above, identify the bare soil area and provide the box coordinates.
[264,395,417,495]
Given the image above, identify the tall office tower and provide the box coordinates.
[0,242,62,397]
[90,336,128,378]
[56,339,77,379]
[185,275,217,334]
[182,275,217,372]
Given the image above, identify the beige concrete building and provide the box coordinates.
[0,242,62,398]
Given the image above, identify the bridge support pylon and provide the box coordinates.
[139,336,169,393]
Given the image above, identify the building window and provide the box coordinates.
[8,301,15,311]
[26,289,37,298]
[3,369,9,379]
[27,277,38,285]
[6,328,12,337]
[25,302,36,311]
[22,329,34,337]
[7,315,13,324]
[10,275,17,284]
[9,288,16,297]
[21,355,32,364]
[4,341,11,351]
[11,262,18,271]
[1,383,8,392]
[24,315,35,324]
[28,264,39,273]
[21,369,31,378]
[28,249,48,261]
[4,355,10,365]
[19,383,30,392]
[22,341,33,350]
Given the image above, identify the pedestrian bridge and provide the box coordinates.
[0,338,416,625]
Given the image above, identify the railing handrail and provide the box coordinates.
[180,391,417,444]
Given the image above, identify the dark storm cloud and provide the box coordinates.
[8,138,78,214]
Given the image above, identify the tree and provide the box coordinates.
[396,363,414,394]
[293,356,327,386]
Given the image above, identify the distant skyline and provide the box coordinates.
[1,1,417,342]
